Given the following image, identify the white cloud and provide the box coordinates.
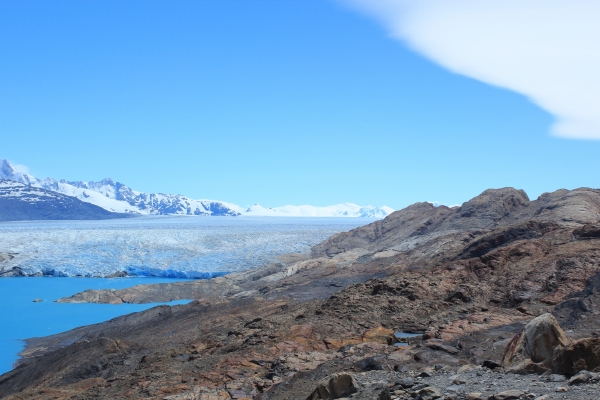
[428,201,460,208]
[339,0,600,139]
[11,162,30,174]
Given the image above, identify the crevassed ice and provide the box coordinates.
[0,216,370,278]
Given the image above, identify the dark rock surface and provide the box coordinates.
[2,187,600,399]
[573,223,600,240]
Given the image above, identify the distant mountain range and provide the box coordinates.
[243,203,394,218]
[0,159,394,219]
[0,180,128,221]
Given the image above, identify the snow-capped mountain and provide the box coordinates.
[0,159,239,216]
[242,203,394,218]
[0,159,394,218]
[0,180,127,221]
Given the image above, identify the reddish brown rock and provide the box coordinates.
[361,327,395,345]
[552,337,600,375]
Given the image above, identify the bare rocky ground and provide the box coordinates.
[1,187,600,399]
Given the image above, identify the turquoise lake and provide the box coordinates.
[0,277,189,375]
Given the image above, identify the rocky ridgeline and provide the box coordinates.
[1,187,600,399]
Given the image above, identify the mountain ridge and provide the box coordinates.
[0,159,393,218]
[0,180,130,221]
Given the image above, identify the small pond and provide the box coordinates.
[394,331,423,346]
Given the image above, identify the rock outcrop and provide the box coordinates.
[502,313,570,373]
[306,373,359,399]
[313,187,600,258]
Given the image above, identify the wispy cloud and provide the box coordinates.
[11,162,30,174]
[339,0,600,139]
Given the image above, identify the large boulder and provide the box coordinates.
[361,326,395,345]
[417,386,442,400]
[358,382,391,400]
[502,313,570,373]
[306,373,359,400]
[552,337,600,375]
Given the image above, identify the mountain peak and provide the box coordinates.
[99,178,116,186]
[0,159,39,186]
[0,159,18,178]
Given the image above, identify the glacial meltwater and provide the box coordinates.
[0,216,373,374]
[0,277,191,374]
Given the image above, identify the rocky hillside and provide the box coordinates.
[0,180,130,221]
[1,187,600,399]
[311,187,600,257]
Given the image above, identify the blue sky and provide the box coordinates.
[1,0,598,209]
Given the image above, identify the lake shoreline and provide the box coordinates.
[0,277,192,375]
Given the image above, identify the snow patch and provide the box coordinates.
[242,203,393,218]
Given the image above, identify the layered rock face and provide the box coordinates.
[2,187,600,400]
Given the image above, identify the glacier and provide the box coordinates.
[0,216,372,278]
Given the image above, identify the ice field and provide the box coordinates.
[0,216,372,278]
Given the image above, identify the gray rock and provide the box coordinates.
[428,343,460,355]
[568,372,590,385]
[417,386,442,400]
[394,378,415,388]
[359,383,391,400]
[354,355,388,371]
[306,373,359,400]
[488,390,525,400]
[412,383,429,391]
[546,374,566,382]
[444,384,462,392]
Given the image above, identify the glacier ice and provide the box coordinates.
[0,216,371,278]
